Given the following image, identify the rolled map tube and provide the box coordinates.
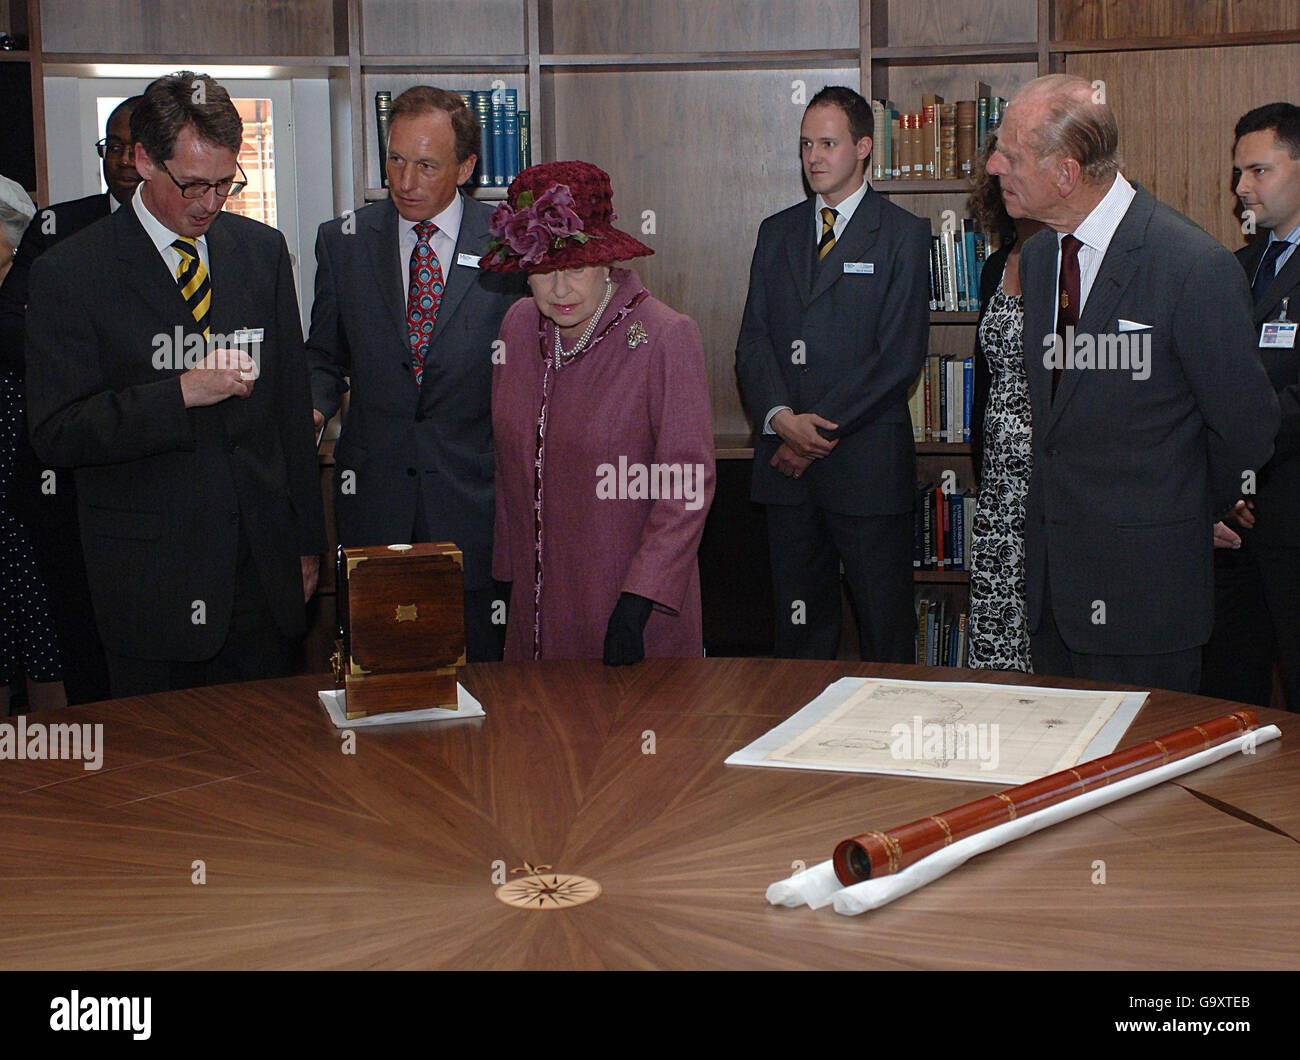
[832,709,1259,886]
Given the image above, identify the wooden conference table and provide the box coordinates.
[0,658,1296,970]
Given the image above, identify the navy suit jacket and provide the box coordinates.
[0,192,113,530]
[1237,237,1300,549]
[306,193,524,589]
[1020,185,1279,654]
[735,186,931,515]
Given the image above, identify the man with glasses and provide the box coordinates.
[0,94,142,705]
[24,71,326,697]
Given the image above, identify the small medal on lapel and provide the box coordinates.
[626,321,648,348]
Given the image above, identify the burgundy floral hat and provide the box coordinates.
[480,160,654,274]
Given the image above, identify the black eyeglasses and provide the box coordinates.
[95,138,134,160]
[158,158,248,199]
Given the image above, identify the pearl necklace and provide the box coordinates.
[553,278,615,370]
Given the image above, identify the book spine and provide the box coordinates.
[956,100,977,178]
[374,91,392,189]
[518,110,532,170]
[954,227,968,311]
[963,358,973,443]
[929,235,941,312]
[491,88,507,187]
[941,231,957,312]
[964,227,979,310]
[473,91,493,187]
[940,103,957,180]
[921,103,937,180]
[927,355,940,441]
[502,89,519,184]
[871,100,886,181]
[952,492,964,571]
[941,351,951,444]
[890,114,901,179]
[909,369,925,443]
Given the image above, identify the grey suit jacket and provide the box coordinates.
[1020,184,1279,654]
[306,193,524,589]
[735,187,930,514]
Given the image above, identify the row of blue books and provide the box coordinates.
[457,89,529,190]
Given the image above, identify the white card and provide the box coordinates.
[456,252,481,269]
[1260,322,1297,349]
[843,262,874,275]
[231,328,264,343]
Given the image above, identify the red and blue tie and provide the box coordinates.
[407,220,444,386]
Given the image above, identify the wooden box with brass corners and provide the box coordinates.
[330,542,466,719]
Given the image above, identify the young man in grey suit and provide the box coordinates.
[1202,102,1300,711]
[736,86,930,661]
[307,87,523,662]
[988,74,1279,693]
[25,72,327,697]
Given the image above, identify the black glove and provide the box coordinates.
[602,592,653,666]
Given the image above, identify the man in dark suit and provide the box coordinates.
[24,72,326,697]
[736,85,930,661]
[1202,101,1300,711]
[988,74,1279,693]
[306,86,523,662]
[0,94,142,704]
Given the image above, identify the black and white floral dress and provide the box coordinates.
[967,283,1032,671]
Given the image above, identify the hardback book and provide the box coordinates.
[940,103,957,179]
[871,99,887,181]
[922,93,943,180]
[502,89,519,184]
[518,109,532,171]
[375,91,392,188]
[473,90,493,187]
[332,542,466,719]
[955,100,977,177]
[491,87,507,187]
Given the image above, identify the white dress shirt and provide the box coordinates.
[397,192,464,305]
[133,182,209,275]
[1054,172,1136,327]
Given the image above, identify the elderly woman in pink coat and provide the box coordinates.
[482,160,715,663]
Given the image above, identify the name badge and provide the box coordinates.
[231,328,264,344]
[843,262,874,275]
[1260,322,1297,349]
[457,252,481,269]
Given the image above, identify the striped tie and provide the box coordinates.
[172,237,211,341]
[817,206,838,261]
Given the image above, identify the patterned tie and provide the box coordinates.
[1053,233,1082,402]
[816,206,838,261]
[1252,240,1289,307]
[407,220,444,386]
[171,237,210,341]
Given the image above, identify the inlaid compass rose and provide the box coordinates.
[495,861,601,910]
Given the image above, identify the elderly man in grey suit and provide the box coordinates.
[307,86,523,662]
[987,74,1279,692]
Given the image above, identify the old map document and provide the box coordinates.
[727,678,1139,785]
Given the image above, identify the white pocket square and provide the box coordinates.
[1118,319,1151,332]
